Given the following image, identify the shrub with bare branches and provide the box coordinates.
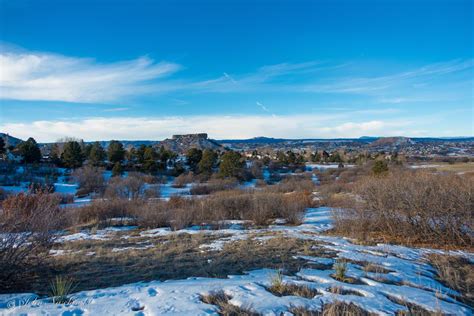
[0,192,62,289]
[332,170,473,248]
[104,172,147,200]
[72,165,105,196]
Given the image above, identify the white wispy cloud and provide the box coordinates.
[0,115,418,142]
[102,107,131,112]
[256,101,269,112]
[0,48,181,103]
[0,45,471,107]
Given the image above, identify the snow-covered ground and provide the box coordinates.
[1,207,472,315]
[306,163,355,171]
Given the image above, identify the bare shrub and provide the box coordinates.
[190,177,238,195]
[104,172,147,200]
[172,172,198,188]
[0,192,62,289]
[72,166,105,196]
[132,201,169,228]
[266,176,314,193]
[333,171,473,248]
[75,199,142,225]
[58,193,75,204]
[132,189,312,229]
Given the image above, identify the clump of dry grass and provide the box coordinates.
[387,294,443,316]
[428,254,473,305]
[49,276,77,304]
[266,270,319,299]
[200,290,259,316]
[320,301,369,316]
[327,286,363,296]
[290,301,370,316]
[332,261,348,281]
[362,263,393,275]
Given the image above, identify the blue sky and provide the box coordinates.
[0,0,472,141]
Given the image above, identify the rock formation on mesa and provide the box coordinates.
[160,133,223,153]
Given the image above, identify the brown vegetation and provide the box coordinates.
[428,254,473,305]
[201,290,259,316]
[331,171,473,249]
[5,234,330,295]
[290,301,371,316]
[72,166,105,196]
[0,192,63,290]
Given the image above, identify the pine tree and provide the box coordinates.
[89,142,106,166]
[198,149,217,175]
[219,151,244,178]
[0,137,5,156]
[108,140,125,164]
[112,162,123,177]
[62,141,84,169]
[17,137,42,163]
[372,160,389,175]
[186,148,202,172]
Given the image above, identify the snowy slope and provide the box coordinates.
[1,207,472,315]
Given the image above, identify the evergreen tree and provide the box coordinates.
[89,142,106,166]
[198,149,217,175]
[83,143,93,159]
[112,162,123,177]
[17,137,42,163]
[219,151,244,178]
[136,145,147,164]
[372,160,389,175]
[186,148,202,171]
[108,140,125,164]
[0,137,5,155]
[143,147,158,173]
[62,141,84,169]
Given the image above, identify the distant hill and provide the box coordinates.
[0,133,23,147]
[370,137,414,147]
[219,137,288,144]
[160,133,224,153]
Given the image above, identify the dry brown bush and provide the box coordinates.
[266,176,314,194]
[0,192,62,289]
[190,177,239,195]
[72,166,105,196]
[332,170,473,248]
[132,190,313,228]
[104,172,148,200]
[172,172,199,188]
[74,199,143,225]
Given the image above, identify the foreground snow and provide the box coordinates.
[1,207,472,315]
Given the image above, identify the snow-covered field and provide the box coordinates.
[1,207,472,315]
